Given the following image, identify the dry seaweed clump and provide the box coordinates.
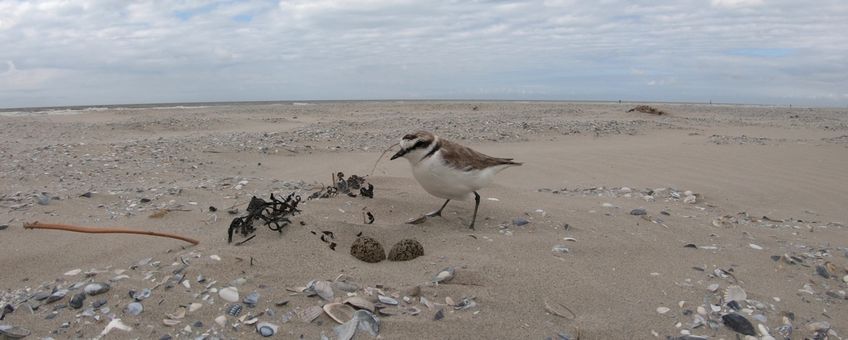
[387,239,424,261]
[350,236,386,263]
[627,105,666,115]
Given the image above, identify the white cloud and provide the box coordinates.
[0,0,846,107]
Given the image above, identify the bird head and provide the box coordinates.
[390,131,436,161]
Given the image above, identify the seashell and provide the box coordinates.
[350,236,386,263]
[453,297,476,310]
[305,280,334,301]
[110,275,130,282]
[722,313,756,336]
[758,324,772,338]
[323,302,357,324]
[543,298,576,319]
[69,293,86,309]
[219,287,239,303]
[214,315,227,327]
[126,302,143,316]
[243,317,259,325]
[132,288,151,301]
[226,304,242,317]
[0,324,31,339]
[243,292,260,307]
[167,307,186,320]
[64,269,82,276]
[162,318,181,327]
[377,295,398,305]
[84,282,111,296]
[445,296,455,306]
[387,239,424,261]
[92,299,107,308]
[188,302,202,313]
[31,292,50,301]
[46,289,68,303]
[377,307,400,316]
[407,306,421,316]
[656,307,670,314]
[707,283,720,292]
[724,285,747,303]
[344,296,375,312]
[300,305,323,323]
[354,310,380,336]
[100,318,132,336]
[256,322,278,337]
[432,267,455,283]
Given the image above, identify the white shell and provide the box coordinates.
[219,287,239,303]
[100,318,132,336]
[323,302,356,324]
[305,280,335,300]
[656,307,670,314]
[707,283,720,292]
[432,267,455,283]
[188,303,202,313]
[64,269,82,276]
[724,285,747,302]
[162,319,181,326]
[378,295,398,305]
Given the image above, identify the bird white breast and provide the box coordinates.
[410,151,509,201]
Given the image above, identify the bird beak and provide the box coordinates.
[390,148,408,160]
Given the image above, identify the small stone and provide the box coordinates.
[215,315,227,327]
[512,217,530,226]
[69,293,86,309]
[350,236,386,263]
[219,287,239,303]
[843,275,848,283]
[683,195,696,204]
[0,224,8,231]
[46,289,68,303]
[402,285,421,297]
[126,302,143,316]
[749,243,763,250]
[816,265,831,279]
[630,208,647,216]
[132,288,151,301]
[387,239,424,261]
[432,267,455,283]
[84,282,110,296]
[92,299,108,308]
[64,269,82,276]
[657,307,670,314]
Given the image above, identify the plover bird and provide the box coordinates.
[390,131,521,229]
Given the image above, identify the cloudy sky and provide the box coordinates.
[1,0,846,108]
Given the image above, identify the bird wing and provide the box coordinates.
[439,139,522,171]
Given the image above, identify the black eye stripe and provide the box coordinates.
[410,140,430,150]
[402,134,417,140]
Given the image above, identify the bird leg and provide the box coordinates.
[425,199,451,217]
[469,192,480,229]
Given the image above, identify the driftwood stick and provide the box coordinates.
[23,221,199,245]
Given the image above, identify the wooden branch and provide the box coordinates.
[23,221,199,245]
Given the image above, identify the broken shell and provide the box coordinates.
[214,315,227,327]
[226,304,242,317]
[377,295,398,305]
[724,285,747,303]
[84,282,111,296]
[305,280,335,300]
[243,292,260,307]
[354,310,380,336]
[300,306,323,323]
[387,239,424,261]
[100,318,132,336]
[132,288,151,301]
[406,215,427,225]
[219,287,239,303]
[323,302,357,324]
[64,269,82,276]
[256,322,279,337]
[707,283,720,292]
[162,318,181,326]
[188,302,202,313]
[344,296,376,312]
[167,307,186,320]
[432,267,455,283]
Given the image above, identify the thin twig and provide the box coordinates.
[235,234,256,246]
[369,142,399,176]
[24,221,199,245]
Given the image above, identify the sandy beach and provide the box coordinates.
[1,101,847,339]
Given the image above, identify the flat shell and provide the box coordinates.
[300,306,323,323]
[256,322,278,337]
[344,296,375,312]
[323,302,357,324]
[305,280,334,301]
[377,295,398,305]
[84,282,111,296]
[0,324,31,339]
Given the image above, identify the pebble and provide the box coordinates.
[214,315,227,327]
[243,292,260,307]
[657,307,670,314]
[84,282,111,296]
[219,287,239,303]
[69,293,86,309]
[512,217,530,226]
[630,208,647,216]
[748,243,763,250]
[126,302,143,316]
[132,288,151,301]
[843,275,848,283]
[432,267,455,283]
[377,295,398,305]
[256,322,278,337]
[551,245,570,255]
